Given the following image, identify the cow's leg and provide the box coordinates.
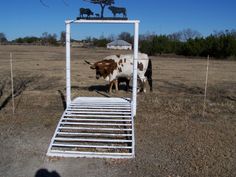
[118,79,120,90]
[126,79,130,91]
[109,80,118,93]
[109,82,113,93]
[139,77,147,93]
[115,80,118,92]
[137,78,141,93]
[143,80,147,93]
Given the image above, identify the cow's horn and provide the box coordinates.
[84,60,93,65]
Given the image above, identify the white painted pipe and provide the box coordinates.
[66,21,71,106]
[132,21,139,118]
[73,19,139,24]
[65,19,140,113]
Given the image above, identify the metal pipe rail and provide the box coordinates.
[47,18,140,158]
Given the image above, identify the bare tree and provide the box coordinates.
[83,0,115,18]
[118,32,133,44]
[168,32,182,41]
[107,34,116,41]
[41,32,58,45]
[0,33,7,43]
[60,31,66,45]
[39,0,68,7]
[40,0,49,7]
[181,28,202,41]
[169,29,202,42]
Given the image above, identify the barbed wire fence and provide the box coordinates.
[0,49,235,133]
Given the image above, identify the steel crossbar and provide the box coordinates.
[47,97,135,158]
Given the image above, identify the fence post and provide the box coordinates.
[10,53,15,115]
[203,55,210,117]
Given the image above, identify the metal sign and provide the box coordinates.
[77,0,128,20]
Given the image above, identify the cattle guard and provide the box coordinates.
[47,19,139,158]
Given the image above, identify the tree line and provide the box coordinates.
[0,32,62,46]
[1,29,236,59]
[139,29,236,59]
[82,29,236,59]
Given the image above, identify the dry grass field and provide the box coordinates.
[0,45,235,177]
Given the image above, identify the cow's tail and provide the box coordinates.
[145,59,153,92]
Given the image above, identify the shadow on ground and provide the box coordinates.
[71,84,130,93]
[35,169,61,177]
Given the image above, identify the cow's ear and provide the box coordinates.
[90,65,96,69]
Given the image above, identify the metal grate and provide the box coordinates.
[47,97,134,158]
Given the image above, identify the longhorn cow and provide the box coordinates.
[85,53,152,93]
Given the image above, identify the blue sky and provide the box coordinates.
[0,0,236,40]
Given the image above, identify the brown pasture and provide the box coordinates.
[0,45,235,177]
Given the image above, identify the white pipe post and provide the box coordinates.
[132,21,139,117]
[66,21,71,106]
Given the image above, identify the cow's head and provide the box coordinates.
[85,59,117,79]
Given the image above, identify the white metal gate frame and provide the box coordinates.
[47,19,139,158]
[65,19,140,117]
